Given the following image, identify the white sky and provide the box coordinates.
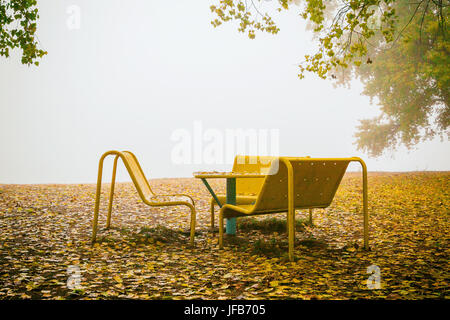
[0,0,449,184]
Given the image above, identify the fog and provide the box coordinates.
[0,0,448,184]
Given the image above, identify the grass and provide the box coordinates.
[238,217,309,234]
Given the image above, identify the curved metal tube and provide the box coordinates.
[352,157,369,250]
[283,157,369,261]
[91,150,197,245]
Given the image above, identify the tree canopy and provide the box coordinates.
[210,0,449,156]
[0,0,46,65]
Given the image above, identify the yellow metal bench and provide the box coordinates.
[218,157,368,261]
[209,155,275,229]
[91,150,197,245]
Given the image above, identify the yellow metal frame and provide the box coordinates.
[218,157,368,261]
[91,150,197,245]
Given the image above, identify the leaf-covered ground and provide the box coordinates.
[0,172,448,299]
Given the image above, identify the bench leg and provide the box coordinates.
[286,159,295,262]
[106,155,119,229]
[219,210,224,249]
[309,208,313,225]
[92,154,106,243]
[288,207,295,262]
[188,204,196,246]
[356,158,369,250]
[92,191,100,244]
[210,198,215,230]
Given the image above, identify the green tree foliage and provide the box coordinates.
[355,2,449,156]
[210,1,449,156]
[0,0,46,65]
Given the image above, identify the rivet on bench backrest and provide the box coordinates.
[323,162,326,166]
[311,163,314,165]
[326,177,330,181]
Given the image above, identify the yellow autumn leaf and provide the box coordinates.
[0,172,447,300]
[270,281,279,287]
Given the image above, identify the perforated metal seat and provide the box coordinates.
[218,157,368,261]
[209,155,275,228]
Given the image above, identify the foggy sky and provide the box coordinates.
[0,0,448,184]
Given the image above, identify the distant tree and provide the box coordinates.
[0,0,46,66]
[210,1,449,156]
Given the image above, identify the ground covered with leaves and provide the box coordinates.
[0,172,448,299]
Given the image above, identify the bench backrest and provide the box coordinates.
[232,155,275,195]
[121,151,154,200]
[253,158,350,212]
